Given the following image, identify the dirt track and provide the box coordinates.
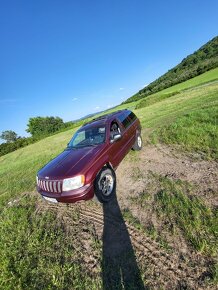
[117,144,218,208]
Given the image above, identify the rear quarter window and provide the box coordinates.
[118,112,132,129]
[128,112,137,121]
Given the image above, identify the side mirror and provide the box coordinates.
[110,133,122,143]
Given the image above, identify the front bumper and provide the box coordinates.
[37,183,94,203]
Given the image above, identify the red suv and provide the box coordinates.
[36,110,142,203]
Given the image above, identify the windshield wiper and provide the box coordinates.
[74,143,99,148]
[85,143,98,147]
[66,146,77,150]
[66,143,99,150]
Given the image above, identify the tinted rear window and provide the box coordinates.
[128,111,137,121]
[118,111,133,129]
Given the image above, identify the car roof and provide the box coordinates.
[81,109,130,129]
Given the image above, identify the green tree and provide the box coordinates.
[0,130,18,143]
[26,116,64,137]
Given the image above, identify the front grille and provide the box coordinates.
[37,179,62,193]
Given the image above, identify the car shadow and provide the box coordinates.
[101,193,146,290]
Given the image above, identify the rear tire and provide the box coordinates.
[94,167,116,203]
[132,134,142,151]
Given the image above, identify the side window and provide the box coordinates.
[110,121,121,138]
[128,111,137,122]
[118,112,131,129]
[73,131,85,146]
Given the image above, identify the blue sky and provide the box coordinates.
[0,0,217,138]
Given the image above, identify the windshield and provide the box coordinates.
[68,126,106,148]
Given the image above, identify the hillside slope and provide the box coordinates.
[125,35,218,103]
[0,69,217,289]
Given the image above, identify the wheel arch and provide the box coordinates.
[104,162,114,170]
[95,162,114,180]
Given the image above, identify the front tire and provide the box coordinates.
[94,167,116,203]
[132,134,142,151]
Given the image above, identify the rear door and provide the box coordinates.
[108,118,127,168]
[126,111,138,147]
[118,111,136,150]
[108,112,135,168]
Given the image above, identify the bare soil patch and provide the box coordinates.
[116,144,218,208]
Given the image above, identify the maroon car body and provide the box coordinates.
[36,110,142,203]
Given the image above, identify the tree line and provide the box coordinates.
[124,36,218,103]
[0,116,76,157]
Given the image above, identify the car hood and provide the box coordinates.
[38,145,103,179]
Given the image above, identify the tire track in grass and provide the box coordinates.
[78,206,202,288]
[33,197,212,289]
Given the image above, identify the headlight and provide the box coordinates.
[63,175,85,191]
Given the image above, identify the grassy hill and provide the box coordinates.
[135,67,218,110]
[0,68,217,289]
[124,35,218,103]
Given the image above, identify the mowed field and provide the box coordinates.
[0,68,218,289]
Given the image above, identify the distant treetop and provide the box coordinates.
[0,130,18,143]
[26,116,65,137]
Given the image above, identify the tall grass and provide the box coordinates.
[154,176,217,256]
[135,91,180,109]
[136,81,218,128]
[0,195,101,290]
[152,103,218,159]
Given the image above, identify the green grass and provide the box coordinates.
[135,91,180,109]
[152,104,218,159]
[0,196,101,290]
[136,81,218,129]
[154,176,217,256]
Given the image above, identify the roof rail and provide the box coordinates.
[82,109,126,126]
